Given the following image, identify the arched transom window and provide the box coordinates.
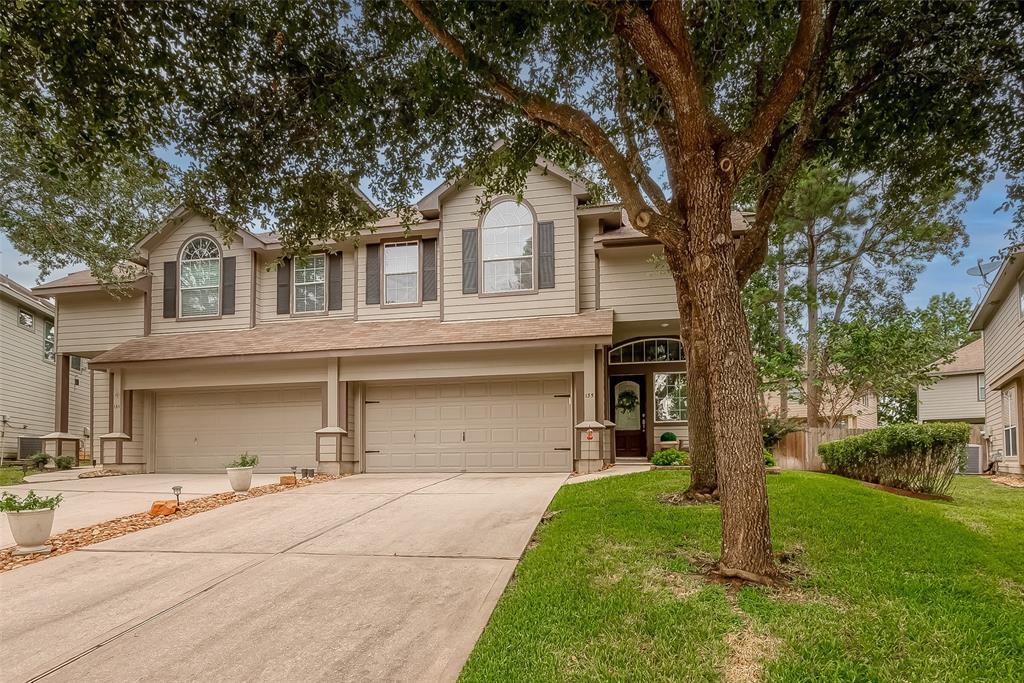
[481,201,534,293]
[179,236,221,317]
[609,337,684,365]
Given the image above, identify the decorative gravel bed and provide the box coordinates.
[0,474,342,573]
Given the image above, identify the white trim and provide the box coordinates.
[609,337,684,365]
[653,371,687,424]
[178,236,222,318]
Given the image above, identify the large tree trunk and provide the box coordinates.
[805,219,821,428]
[687,191,777,582]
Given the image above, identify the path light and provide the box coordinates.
[172,486,182,506]
[291,466,298,478]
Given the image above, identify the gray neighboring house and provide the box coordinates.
[917,338,986,425]
[0,274,90,462]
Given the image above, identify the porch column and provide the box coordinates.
[574,346,606,474]
[41,354,79,466]
[98,369,131,468]
[316,358,348,475]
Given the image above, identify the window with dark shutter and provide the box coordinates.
[422,238,437,301]
[222,256,236,315]
[276,257,291,314]
[328,252,343,310]
[538,221,555,289]
[162,261,177,318]
[365,244,381,305]
[462,229,479,294]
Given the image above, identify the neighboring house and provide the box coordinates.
[34,163,751,474]
[917,338,986,424]
[764,386,878,429]
[969,251,1024,475]
[0,274,90,461]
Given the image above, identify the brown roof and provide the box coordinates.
[595,210,751,245]
[33,265,148,294]
[90,310,613,365]
[0,274,54,315]
[934,338,985,375]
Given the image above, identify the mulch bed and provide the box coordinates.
[0,474,342,573]
[77,469,128,479]
[989,473,1024,489]
[860,481,953,501]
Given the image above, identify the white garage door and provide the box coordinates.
[365,376,573,472]
[154,386,321,473]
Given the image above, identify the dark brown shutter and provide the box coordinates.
[328,252,343,310]
[538,221,555,289]
[365,243,380,305]
[162,261,176,318]
[276,257,291,315]
[422,238,437,301]
[221,256,236,315]
[462,229,478,294]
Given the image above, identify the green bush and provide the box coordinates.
[29,452,49,469]
[819,422,970,495]
[763,448,776,467]
[0,490,63,512]
[54,455,74,470]
[658,432,678,442]
[651,448,689,466]
[228,452,259,468]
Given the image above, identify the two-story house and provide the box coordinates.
[916,338,986,425]
[33,162,748,475]
[1,274,90,462]
[969,251,1024,474]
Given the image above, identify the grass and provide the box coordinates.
[460,472,1024,682]
[0,466,28,486]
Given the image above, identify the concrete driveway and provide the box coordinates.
[0,472,565,682]
[1,473,284,549]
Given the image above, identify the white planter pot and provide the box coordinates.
[657,440,680,450]
[226,466,254,494]
[6,508,56,555]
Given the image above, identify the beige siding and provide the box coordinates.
[983,280,1024,386]
[57,291,145,355]
[578,219,598,311]
[985,386,1004,456]
[764,389,878,428]
[255,250,356,323]
[0,296,90,458]
[342,382,355,462]
[598,246,677,322]
[122,391,145,464]
[918,373,986,422]
[441,168,577,321]
[150,214,253,334]
[356,242,440,321]
[93,370,109,453]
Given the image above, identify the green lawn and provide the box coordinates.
[461,472,1024,682]
[0,466,28,486]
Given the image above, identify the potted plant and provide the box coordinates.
[226,452,259,494]
[1,490,63,555]
[657,431,679,449]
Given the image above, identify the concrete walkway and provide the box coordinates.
[0,473,284,549]
[565,463,651,484]
[0,472,565,682]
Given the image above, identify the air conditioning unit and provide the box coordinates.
[963,444,983,474]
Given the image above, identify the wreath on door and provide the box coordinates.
[615,388,639,414]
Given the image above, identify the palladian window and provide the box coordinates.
[481,201,534,293]
[179,236,221,317]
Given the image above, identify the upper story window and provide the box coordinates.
[609,338,684,364]
[294,254,326,313]
[978,373,986,401]
[481,201,534,293]
[179,236,221,317]
[18,309,33,330]
[43,320,55,362]
[383,241,419,305]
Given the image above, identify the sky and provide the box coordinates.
[1,175,1015,309]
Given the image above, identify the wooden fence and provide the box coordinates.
[773,427,870,471]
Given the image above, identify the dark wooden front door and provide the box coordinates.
[611,375,646,459]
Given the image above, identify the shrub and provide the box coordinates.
[658,432,678,442]
[0,490,63,512]
[29,452,49,469]
[651,448,689,466]
[54,455,74,470]
[228,452,259,468]
[819,422,970,495]
[762,415,801,449]
[763,449,776,467]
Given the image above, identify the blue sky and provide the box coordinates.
[1,176,1015,308]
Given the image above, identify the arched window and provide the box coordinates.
[608,337,684,364]
[481,201,534,293]
[179,236,221,317]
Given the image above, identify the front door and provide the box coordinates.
[611,375,646,459]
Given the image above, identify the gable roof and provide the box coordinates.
[970,250,1024,331]
[0,274,54,317]
[135,204,267,254]
[32,264,149,296]
[932,337,985,375]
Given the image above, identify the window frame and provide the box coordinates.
[653,371,688,424]
[1004,386,1020,459]
[177,235,222,319]
[608,338,685,365]
[292,253,328,316]
[381,239,422,307]
[43,319,55,363]
[17,309,34,330]
[478,199,538,297]
[977,373,986,402]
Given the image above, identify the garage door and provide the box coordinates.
[365,376,573,472]
[154,386,321,473]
